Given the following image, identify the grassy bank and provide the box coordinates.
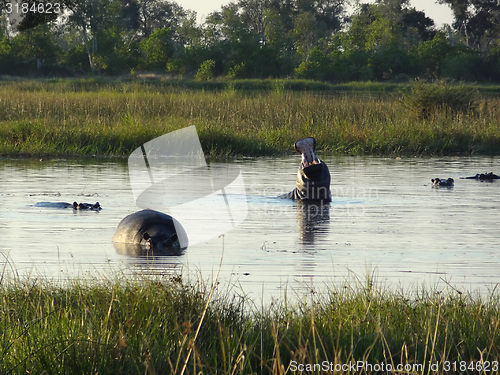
[1,79,500,157]
[1,275,499,374]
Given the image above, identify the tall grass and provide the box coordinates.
[400,80,480,116]
[0,79,500,157]
[1,274,499,374]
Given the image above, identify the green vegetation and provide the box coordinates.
[1,274,499,374]
[3,0,500,83]
[1,79,500,157]
[195,60,216,81]
[400,80,480,116]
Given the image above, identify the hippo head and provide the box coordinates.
[141,231,179,251]
[431,178,454,186]
[295,137,320,169]
[294,137,326,182]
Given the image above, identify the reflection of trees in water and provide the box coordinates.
[297,201,330,246]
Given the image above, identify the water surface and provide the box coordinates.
[1,156,499,300]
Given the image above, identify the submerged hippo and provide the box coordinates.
[112,209,187,256]
[463,172,500,180]
[34,201,101,210]
[431,178,454,187]
[279,137,331,202]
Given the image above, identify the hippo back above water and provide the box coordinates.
[463,172,500,180]
[34,201,101,210]
[112,209,187,256]
[431,178,454,187]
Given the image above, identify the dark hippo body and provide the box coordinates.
[34,201,101,210]
[431,178,454,187]
[463,172,500,180]
[279,137,331,202]
[112,209,186,256]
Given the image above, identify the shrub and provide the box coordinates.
[400,79,479,117]
[442,53,480,81]
[140,28,174,70]
[195,59,216,81]
[294,61,321,80]
[226,62,245,79]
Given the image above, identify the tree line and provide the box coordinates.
[0,0,499,82]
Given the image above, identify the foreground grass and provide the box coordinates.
[1,274,499,374]
[1,79,500,157]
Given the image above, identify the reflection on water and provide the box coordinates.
[297,201,330,245]
[1,156,500,300]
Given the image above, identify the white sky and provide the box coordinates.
[177,0,454,28]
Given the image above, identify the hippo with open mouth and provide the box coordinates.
[279,137,331,202]
[112,209,187,256]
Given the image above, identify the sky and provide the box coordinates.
[176,0,455,28]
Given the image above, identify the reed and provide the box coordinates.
[0,79,499,157]
[0,273,499,374]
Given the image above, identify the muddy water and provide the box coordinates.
[1,156,499,300]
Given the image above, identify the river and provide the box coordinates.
[1,155,499,300]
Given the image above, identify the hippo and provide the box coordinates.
[431,178,454,187]
[34,201,101,210]
[463,172,500,180]
[73,202,101,210]
[279,137,331,202]
[112,209,187,256]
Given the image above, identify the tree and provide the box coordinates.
[438,0,500,51]
[239,0,267,43]
[400,8,436,43]
[291,11,318,59]
[413,31,452,77]
[140,27,174,69]
[66,0,115,73]
[135,0,186,38]
[263,8,289,48]
[301,0,346,36]
[176,10,202,47]
[10,23,62,66]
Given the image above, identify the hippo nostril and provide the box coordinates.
[142,232,153,249]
